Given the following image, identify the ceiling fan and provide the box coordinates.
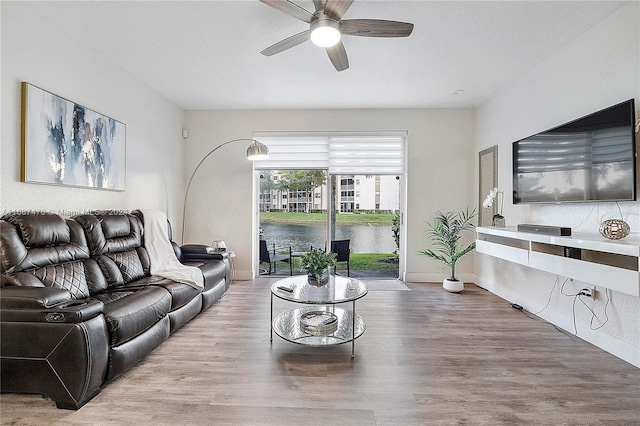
[259,0,414,71]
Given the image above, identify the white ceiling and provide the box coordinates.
[20,1,627,110]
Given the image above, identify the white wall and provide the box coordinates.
[1,3,184,223]
[474,3,640,366]
[183,108,475,281]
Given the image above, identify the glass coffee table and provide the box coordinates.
[270,275,368,358]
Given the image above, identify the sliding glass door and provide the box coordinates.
[328,173,401,279]
[254,131,406,279]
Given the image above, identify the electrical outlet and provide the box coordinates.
[580,286,596,300]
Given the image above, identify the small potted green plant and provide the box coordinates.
[419,208,477,292]
[300,248,337,286]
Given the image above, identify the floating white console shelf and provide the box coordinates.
[476,226,640,297]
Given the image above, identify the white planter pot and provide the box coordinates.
[443,278,464,293]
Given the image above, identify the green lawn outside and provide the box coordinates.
[262,212,398,274]
[286,252,398,272]
[349,253,399,272]
[261,211,393,225]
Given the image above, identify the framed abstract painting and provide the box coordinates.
[21,82,126,191]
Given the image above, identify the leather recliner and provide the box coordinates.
[0,211,230,409]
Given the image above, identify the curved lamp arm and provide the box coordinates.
[181,138,269,244]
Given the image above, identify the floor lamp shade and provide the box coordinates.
[247,140,270,160]
[181,138,269,243]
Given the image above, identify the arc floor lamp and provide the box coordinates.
[181,138,269,243]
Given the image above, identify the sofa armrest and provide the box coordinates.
[1,287,73,309]
[0,287,103,323]
[0,287,109,409]
[180,244,226,261]
[1,304,109,410]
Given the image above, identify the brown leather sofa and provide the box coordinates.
[0,211,230,409]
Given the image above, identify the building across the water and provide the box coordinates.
[259,173,400,213]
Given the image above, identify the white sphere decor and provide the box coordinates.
[443,278,464,293]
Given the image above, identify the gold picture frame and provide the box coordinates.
[21,82,126,191]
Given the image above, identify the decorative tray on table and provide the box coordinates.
[299,311,338,336]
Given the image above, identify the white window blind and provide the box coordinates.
[254,132,406,174]
[253,136,329,170]
[328,135,405,173]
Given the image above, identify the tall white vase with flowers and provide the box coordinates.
[483,187,505,227]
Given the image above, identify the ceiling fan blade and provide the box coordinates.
[259,0,314,23]
[341,19,414,37]
[326,41,349,71]
[324,0,354,19]
[261,30,310,56]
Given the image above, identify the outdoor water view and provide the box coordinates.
[260,213,399,278]
[259,170,400,278]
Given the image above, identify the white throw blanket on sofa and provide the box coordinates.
[139,209,204,290]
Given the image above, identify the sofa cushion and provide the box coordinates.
[116,275,201,312]
[31,261,90,299]
[105,250,145,283]
[93,255,126,289]
[0,220,27,274]
[93,287,171,346]
[1,215,92,299]
[158,281,200,311]
[185,259,227,292]
[3,213,70,248]
[99,215,131,240]
[1,216,90,273]
[75,214,151,291]
[74,214,143,257]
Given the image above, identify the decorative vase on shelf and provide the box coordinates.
[483,188,505,228]
[599,219,630,240]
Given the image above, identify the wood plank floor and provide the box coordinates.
[1,279,639,425]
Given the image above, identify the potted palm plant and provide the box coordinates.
[419,208,477,292]
[300,248,337,286]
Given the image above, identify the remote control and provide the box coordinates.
[277,286,293,293]
[320,317,336,325]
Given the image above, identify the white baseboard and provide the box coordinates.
[233,270,255,281]
[403,272,476,284]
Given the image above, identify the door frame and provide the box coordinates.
[253,169,407,280]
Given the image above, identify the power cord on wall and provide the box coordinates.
[573,201,637,233]
[517,276,609,337]
[510,276,575,338]
[572,204,598,232]
[561,278,609,334]
[519,305,580,340]
[582,287,610,330]
[534,276,561,315]
[598,201,626,223]
[559,278,589,335]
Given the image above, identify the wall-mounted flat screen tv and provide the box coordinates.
[513,99,636,204]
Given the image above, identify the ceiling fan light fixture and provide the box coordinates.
[310,18,341,47]
[259,0,414,71]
